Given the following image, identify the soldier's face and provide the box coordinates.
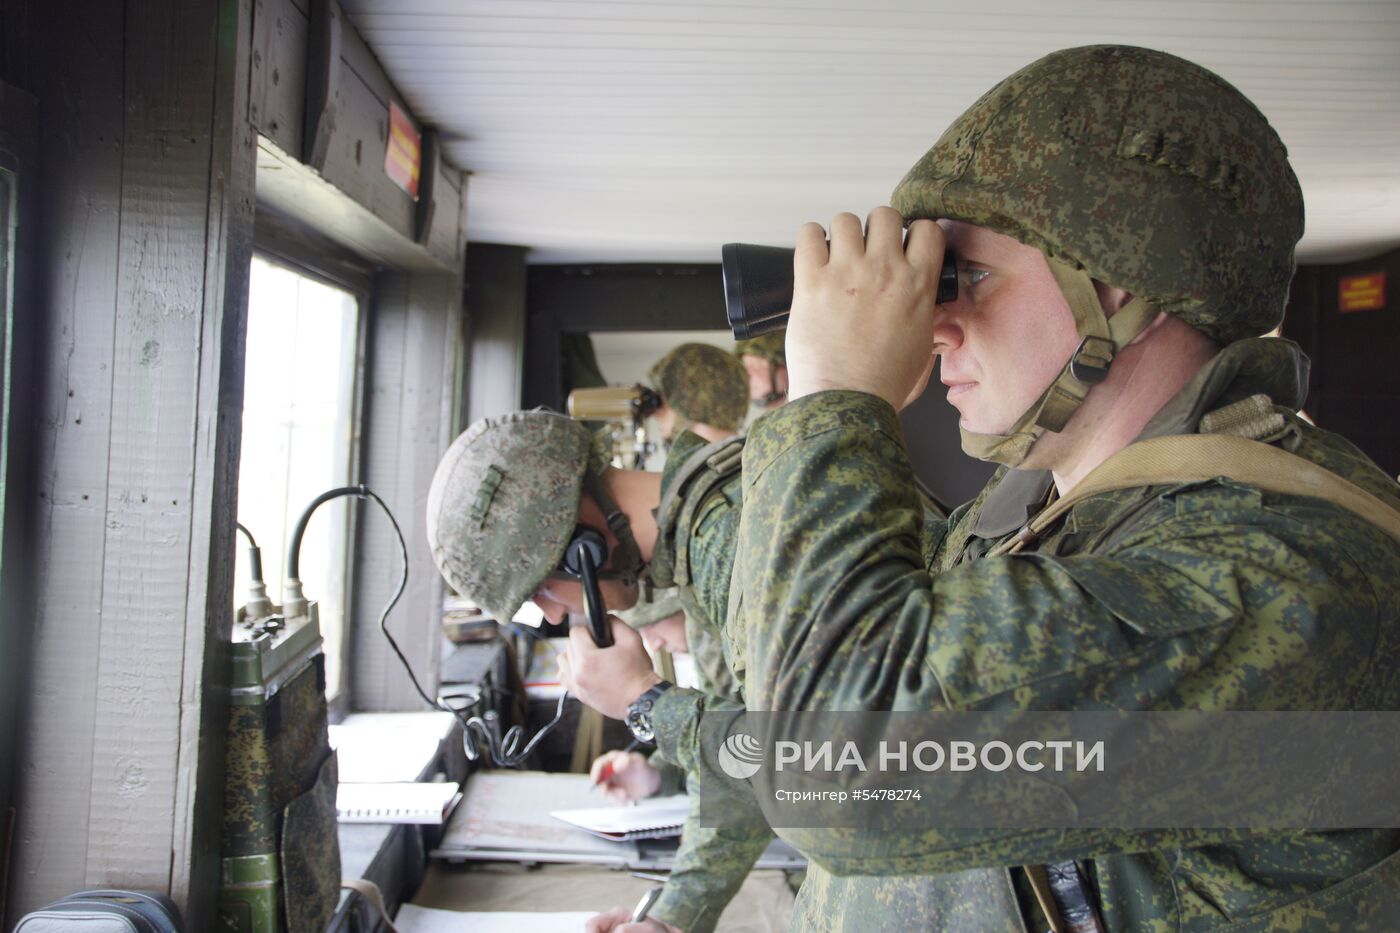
[531,576,639,626]
[741,354,787,406]
[931,221,1080,434]
[654,402,678,441]
[640,613,689,654]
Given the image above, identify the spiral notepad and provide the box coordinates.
[549,794,690,841]
[336,781,462,824]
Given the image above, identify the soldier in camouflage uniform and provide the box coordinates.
[426,410,775,933]
[734,331,789,412]
[647,342,750,444]
[571,45,1400,930]
[594,589,691,803]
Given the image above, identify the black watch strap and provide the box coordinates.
[625,680,674,744]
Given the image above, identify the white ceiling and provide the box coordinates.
[343,0,1400,265]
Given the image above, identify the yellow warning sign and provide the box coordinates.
[385,101,421,199]
[1339,273,1386,313]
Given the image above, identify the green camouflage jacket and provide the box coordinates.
[648,429,775,933]
[659,339,1400,931]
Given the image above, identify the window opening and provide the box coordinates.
[237,255,361,700]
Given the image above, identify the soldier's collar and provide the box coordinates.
[1138,337,1308,441]
[969,339,1308,540]
[971,468,1055,539]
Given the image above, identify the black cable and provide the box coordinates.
[235,522,258,549]
[235,521,264,582]
[287,485,368,580]
[336,485,568,768]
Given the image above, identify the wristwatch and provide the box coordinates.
[624,681,674,745]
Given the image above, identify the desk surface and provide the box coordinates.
[412,861,795,932]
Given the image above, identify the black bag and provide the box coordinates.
[14,888,183,933]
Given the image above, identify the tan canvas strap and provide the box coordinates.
[1036,261,1159,433]
[1198,393,1287,441]
[991,434,1400,557]
[1024,864,1066,933]
[340,879,402,933]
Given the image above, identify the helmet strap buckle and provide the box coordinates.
[1069,335,1115,385]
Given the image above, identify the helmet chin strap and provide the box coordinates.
[959,257,1159,467]
[581,471,645,586]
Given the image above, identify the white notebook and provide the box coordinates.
[394,905,596,933]
[336,781,462,824]
[550,794,690,841]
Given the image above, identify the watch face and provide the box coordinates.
[626,709,655,744]
[625,681,671,745]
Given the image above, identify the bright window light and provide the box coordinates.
[236,256,360,700]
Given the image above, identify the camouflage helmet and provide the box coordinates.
[734,332,786,367]
[426,410,615,622]
[892,45,1304,347]
[647,343,749,433]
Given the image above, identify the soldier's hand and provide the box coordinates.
[558,617,662,720]
[785,207,945,411]
[585,908,682,933]
[590,750,662,803]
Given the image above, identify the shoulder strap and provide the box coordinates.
[671,438,745,588]
[654,436,745,537]
[650,435,745,588]
[991,434,1400,557]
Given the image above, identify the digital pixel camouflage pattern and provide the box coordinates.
[426,411,608,622]
[656,44,1399,930]
[220,649,339,932]
[649,343,750,433]
[425,417,773,932]
[891,44,1304,346]
[649,431,1024,924]
[646,428,773,932]
[716,338,1400,930]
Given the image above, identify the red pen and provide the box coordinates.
[594,738,642,786]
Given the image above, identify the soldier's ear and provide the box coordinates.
[575,492,623,562]
[1095,281,1134,317]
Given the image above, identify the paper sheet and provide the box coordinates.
[439,771,632,857]
[550,794,690,839]
[395,904,594,933]
[329,711,457,783]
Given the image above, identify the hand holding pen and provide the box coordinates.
[583,886,680,933]
[590,740,662,803]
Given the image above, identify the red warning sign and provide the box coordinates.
[1339,273,1385,313]
[385,101,422,199]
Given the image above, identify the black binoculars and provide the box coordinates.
[721,243,960,340]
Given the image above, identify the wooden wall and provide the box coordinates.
[0,76,39,924]
[0,0,256,925]
[351,272,463,711]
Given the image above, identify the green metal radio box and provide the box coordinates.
[217,605,340,933]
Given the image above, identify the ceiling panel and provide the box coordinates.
[343,0,1400,264]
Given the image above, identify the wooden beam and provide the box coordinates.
[8,0,255,925]
[464,244,529,425]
